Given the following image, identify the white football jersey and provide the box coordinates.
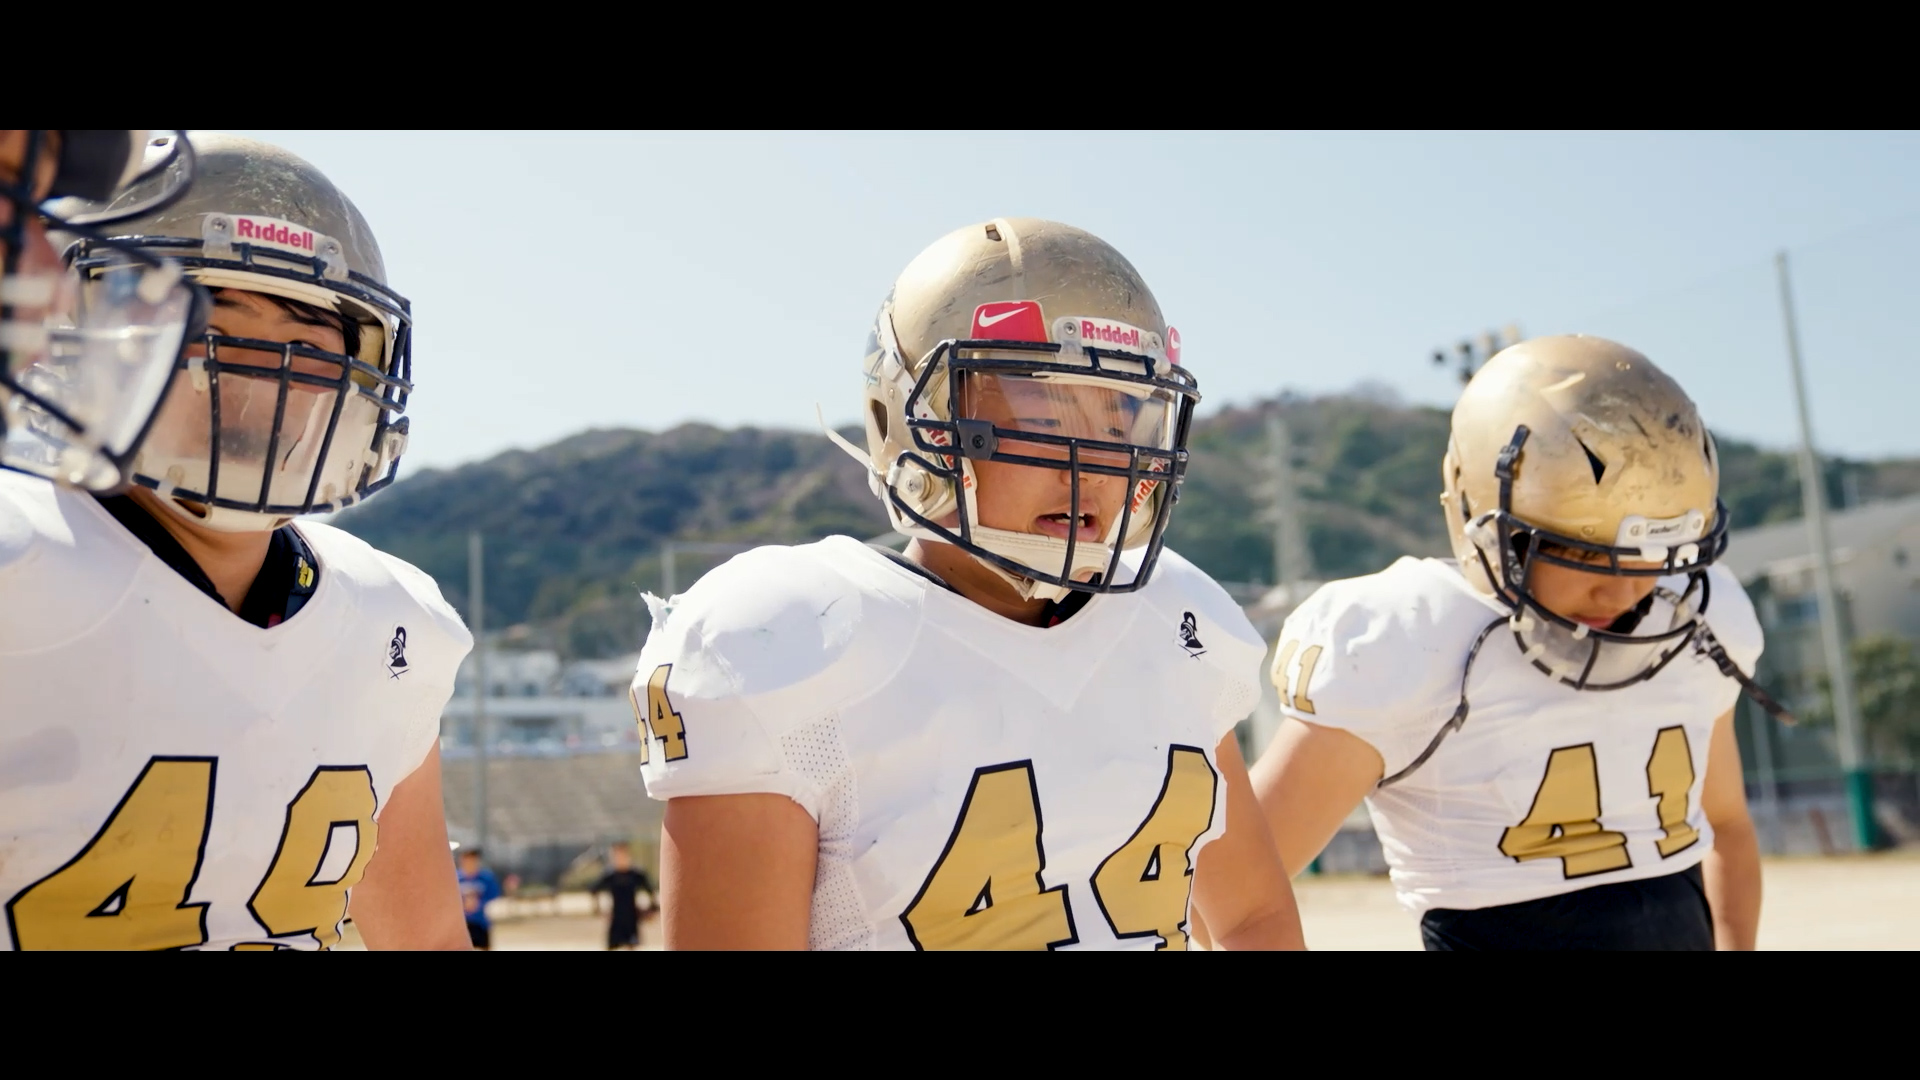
[1273,557,1763,913]
[633,536,1265,950]
[0,473,470,950]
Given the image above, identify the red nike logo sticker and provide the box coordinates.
[971,301,1048,343]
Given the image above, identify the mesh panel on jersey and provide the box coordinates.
[779,715,872,951]
[1218,676,1259,736]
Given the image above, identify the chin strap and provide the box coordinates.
[816,404,877,474]
[1378,616,1506,789]
[1382,616,1796,791]
[1693,624,1796,725]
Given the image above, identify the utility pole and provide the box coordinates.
[469,530,489,856]
[1266,414,1311,588]
[1776,251,1875,850]
[660,540,760,598]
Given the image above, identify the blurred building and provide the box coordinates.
[442,649,640,753]
[1720,494,1920,671]
[440,650,657,884]
[1720,495,1920,851]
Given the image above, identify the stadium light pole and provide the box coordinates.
[1776,251,1875,850]
[1432,323,1523,386]
[469,530,489,857]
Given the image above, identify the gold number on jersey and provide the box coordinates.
[1270,639,1320,714]
[900,762,1078,951]
[1647,726,1700,858]
[1500,730,1705,877]
[633,664,688,763]
[628,681,650,764]
[1091,746,1218,950]
[1498,744,1631,878]
[247,766,379,950]
[5,757,215,951]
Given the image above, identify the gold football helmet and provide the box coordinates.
[78,132,410,531]
[1441,334,1726,690]
[847,217,1200,600]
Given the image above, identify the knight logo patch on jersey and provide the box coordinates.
[971,301,1048,343]
[1177,612,1206,657]
[386,626,409,678]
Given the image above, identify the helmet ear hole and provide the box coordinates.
[868,399,889,442]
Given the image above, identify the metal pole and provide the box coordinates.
[1776,251,1874,850]
[662,541,677,598]
[1747,699,1784,854]
[469,530,489,857]
[1267,415,1310,588]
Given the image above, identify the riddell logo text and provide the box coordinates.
[235,217,315,251]
[1081,320,1141,349]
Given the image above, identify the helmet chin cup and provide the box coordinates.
[967,523,1116,603]
[150,488,292,533]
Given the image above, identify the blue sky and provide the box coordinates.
[232,130,1920,470]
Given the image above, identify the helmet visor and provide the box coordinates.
[134,331,390,523]
[959,372,1177,463]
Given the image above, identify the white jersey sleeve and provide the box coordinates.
[632,543,922,819]
[1132,548,1270,744]
[1271,558,1506,778]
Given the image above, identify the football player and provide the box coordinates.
[633,218,1303,950]
[1251,335,1779,950]
[2,130,205,490]
[0,133,472,950]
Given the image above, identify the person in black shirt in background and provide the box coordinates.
[592,842,656,951]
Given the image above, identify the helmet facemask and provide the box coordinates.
[880,327,1198,601]
[2,131,206,491]
[85,217,412,531]
[1461,423,1730,691]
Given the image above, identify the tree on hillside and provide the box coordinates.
[332,392,1920,659]
[1800,635,1920,766]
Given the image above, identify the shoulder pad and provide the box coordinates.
[633,539,925,817]
[1140,548,1266,650]
[647,540,923,719]
[1701,563,1763,673]
[301,521,474,649]
[0,472,42,574]
[0,478,144,653]
[1136,547,1270,732]
[1272,558,1501,746]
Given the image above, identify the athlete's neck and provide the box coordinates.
[905,538,1052,626]
[126,487,273,616]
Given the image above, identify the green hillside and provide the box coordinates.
[335,393,1919,658]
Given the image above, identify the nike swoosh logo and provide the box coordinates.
[976,307,1029,328]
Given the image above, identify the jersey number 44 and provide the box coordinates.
[902,747,1218,951]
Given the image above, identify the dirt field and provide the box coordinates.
[1297,853,1920,950]
[340,854,1920,950]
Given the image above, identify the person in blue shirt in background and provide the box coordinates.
[456,848,503,950]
